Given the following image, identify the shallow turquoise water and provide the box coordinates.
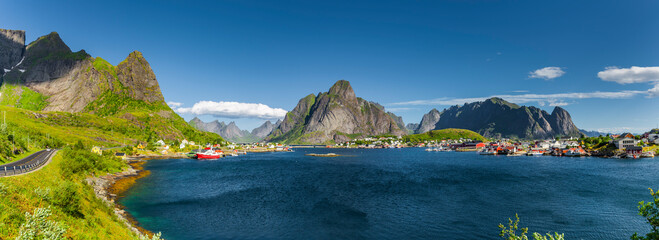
[119,148,657,239]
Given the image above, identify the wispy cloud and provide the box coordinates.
[511,90,529,93]
[597,66,659,97]
[388,90,646,107]
[386,107,415,112]
[529,67,565,80]
[167,101,183,108]
[176,101,287,120]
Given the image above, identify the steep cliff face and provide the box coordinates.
[251,120,280,139]
[387,112,406,132]
[414,97,580,139]
[266,80,405,144]
[0,29,25,71]
[416,108,441,134]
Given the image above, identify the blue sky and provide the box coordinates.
[2,0,658,133]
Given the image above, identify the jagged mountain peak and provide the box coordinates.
[484,97,520,109]
[26,32,75,57]
[328,80,356,100]
[267,80,405,144]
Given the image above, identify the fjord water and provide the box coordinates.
[119,148,657,239]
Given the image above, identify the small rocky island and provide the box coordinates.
[305,153,340,157]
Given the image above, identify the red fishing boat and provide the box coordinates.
[196,150,222,159]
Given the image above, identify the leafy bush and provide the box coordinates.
[499,214,564,240]
[34,187,51,201]
[632,188,659,240]
[16,206,66,240]
[139,232,163,240]
[52,182,82,217]
[59,149,125,178]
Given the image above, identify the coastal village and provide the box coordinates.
[96,129,659,160]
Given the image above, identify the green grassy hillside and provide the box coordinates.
[403,128,486,142]
[0,149,140,239]
[0,105,222,164]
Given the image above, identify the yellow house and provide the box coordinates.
[91,146,103,155]
[137,143,145,150]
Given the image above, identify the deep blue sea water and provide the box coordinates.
[119,148,658,240]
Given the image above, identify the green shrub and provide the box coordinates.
[499,214,564,240]
[60,149,125,178]
[632,188,659,240]
[52,182,82,218]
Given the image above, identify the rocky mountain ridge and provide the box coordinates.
[0,29,219,142]
[1,30,165,114]
[414,97,581,139]
[266,80,406,144]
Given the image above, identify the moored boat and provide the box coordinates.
[478,148,497,155]
[196,150,222,159]
[640,152,655,158]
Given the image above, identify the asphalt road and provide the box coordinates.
[0,149,56,170]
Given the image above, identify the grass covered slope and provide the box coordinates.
[403,128,486,142]
[0,105,222,164]
[0,149,138,239]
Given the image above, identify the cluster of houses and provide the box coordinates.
[338,136,405,148]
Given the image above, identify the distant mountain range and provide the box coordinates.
[266,80,406,144]
[579,129,611,137]
[412,98,581,139]
[189,117,281,143]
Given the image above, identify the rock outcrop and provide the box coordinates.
[414,97,581,139]
[0,29,25,72]
[416,108,441,134]
[266,80,406,144]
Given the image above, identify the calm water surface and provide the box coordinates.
[119,148,657,240]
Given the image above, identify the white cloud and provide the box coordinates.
[529,67,565,80]
[176,101,288,120]
[597,66,659,97]
[598,66,659,84]
[386,107,415,112]
[167,101,183,108]
[511,90,529,93]
[649,83,659,97]
[388,90,646,107]
[548,100,569,107]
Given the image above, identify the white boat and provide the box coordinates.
[478,148,497,155]
[564,150,584,157]
[425,148,434,152]
[640,152,655,158]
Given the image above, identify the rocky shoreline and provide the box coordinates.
[86,160,154,238]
